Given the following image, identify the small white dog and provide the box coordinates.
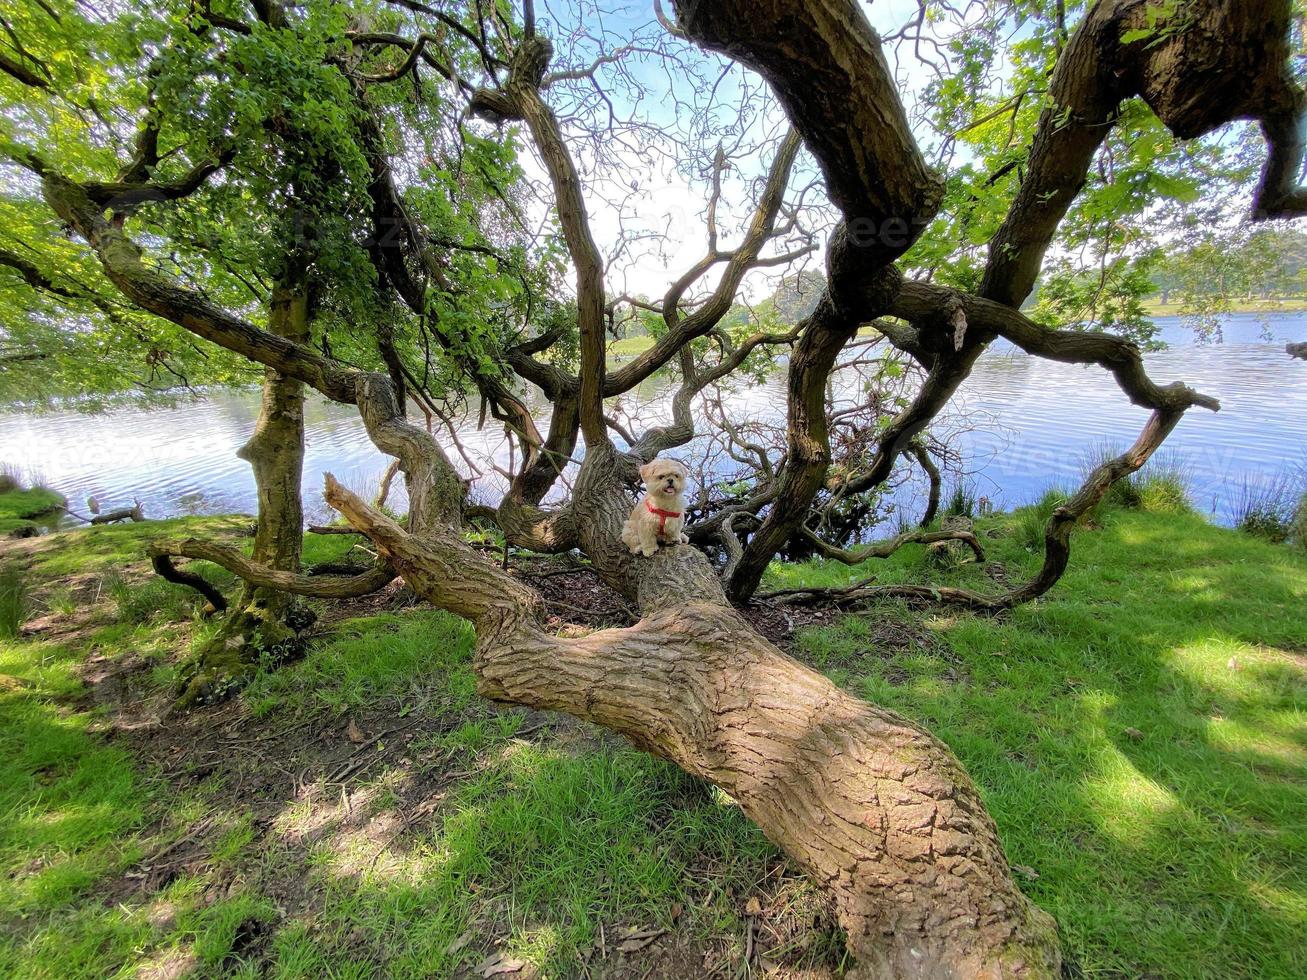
[621,458,690,556]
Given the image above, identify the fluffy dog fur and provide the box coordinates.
[621,458,690,556]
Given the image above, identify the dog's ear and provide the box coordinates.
[672,459,688,478]
[639,460,657,483]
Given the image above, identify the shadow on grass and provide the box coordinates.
[1,602,844,980]
[788,507,1306,979]
[6,507,1302,978]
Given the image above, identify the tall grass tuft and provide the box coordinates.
[1082,443,1193,515]
[1104,472,1144,510]
[102,571,193,625]
[1135,458,1193,513]
[0,463,51,495]
[0,563,28,638]
[1232,472,1301,544]
[944,482,978,519]
[1292,492,1307,551]
[1016,488,1069,551]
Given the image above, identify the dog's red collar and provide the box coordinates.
[646,498,682,537]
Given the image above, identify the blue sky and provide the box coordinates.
[514,1,965,301]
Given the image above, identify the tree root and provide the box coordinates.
[151,553,228,613]
[171,598,310,711]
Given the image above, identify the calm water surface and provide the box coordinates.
[3,313,1304,526]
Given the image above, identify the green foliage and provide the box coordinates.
[1120,0,1187,47]
[0,0,552,410]
[1149,227,1307,337]
[900,2,1260,342]
[1031,251,1163,347]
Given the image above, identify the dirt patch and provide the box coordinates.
[740,602,849,654]
[505,555,841,651]
[91,663,545,909]
[509,558,638,629]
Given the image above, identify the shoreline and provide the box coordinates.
[1143,298,1307,316]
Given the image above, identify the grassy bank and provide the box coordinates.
[607,334,655,360]
[0,501,1303,977]
[0,485,65,536]
[1141,296,1307,316]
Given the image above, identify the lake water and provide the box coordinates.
[2,313,1304,527]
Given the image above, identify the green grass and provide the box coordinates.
[0,506,1304,978]
[774,505,1307,978]
[243,610,478,717]
[279,740,771,978]
[0,562,27,637]
[237,610,786,976]
[0,486,65,535]
[0,632,158,976]
[607,334,654,359]
[0,523,795,978]
[16,515,249,576]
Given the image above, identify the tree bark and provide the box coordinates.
[323,474,1061,979]
[175,282,311,705]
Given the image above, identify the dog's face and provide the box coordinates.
[640,458,687,499]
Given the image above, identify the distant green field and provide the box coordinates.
[1142,296,1307,316]
[607,334,655,359]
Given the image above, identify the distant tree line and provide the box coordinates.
[1151,227,1307,305]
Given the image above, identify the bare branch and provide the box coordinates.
[798,524,984,565]
[149,539,396,600]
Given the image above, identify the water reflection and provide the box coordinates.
[2,313,1303,527]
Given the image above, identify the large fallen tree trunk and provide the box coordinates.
[323,474,1061,978]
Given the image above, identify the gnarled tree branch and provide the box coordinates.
[321,474,1060,978]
